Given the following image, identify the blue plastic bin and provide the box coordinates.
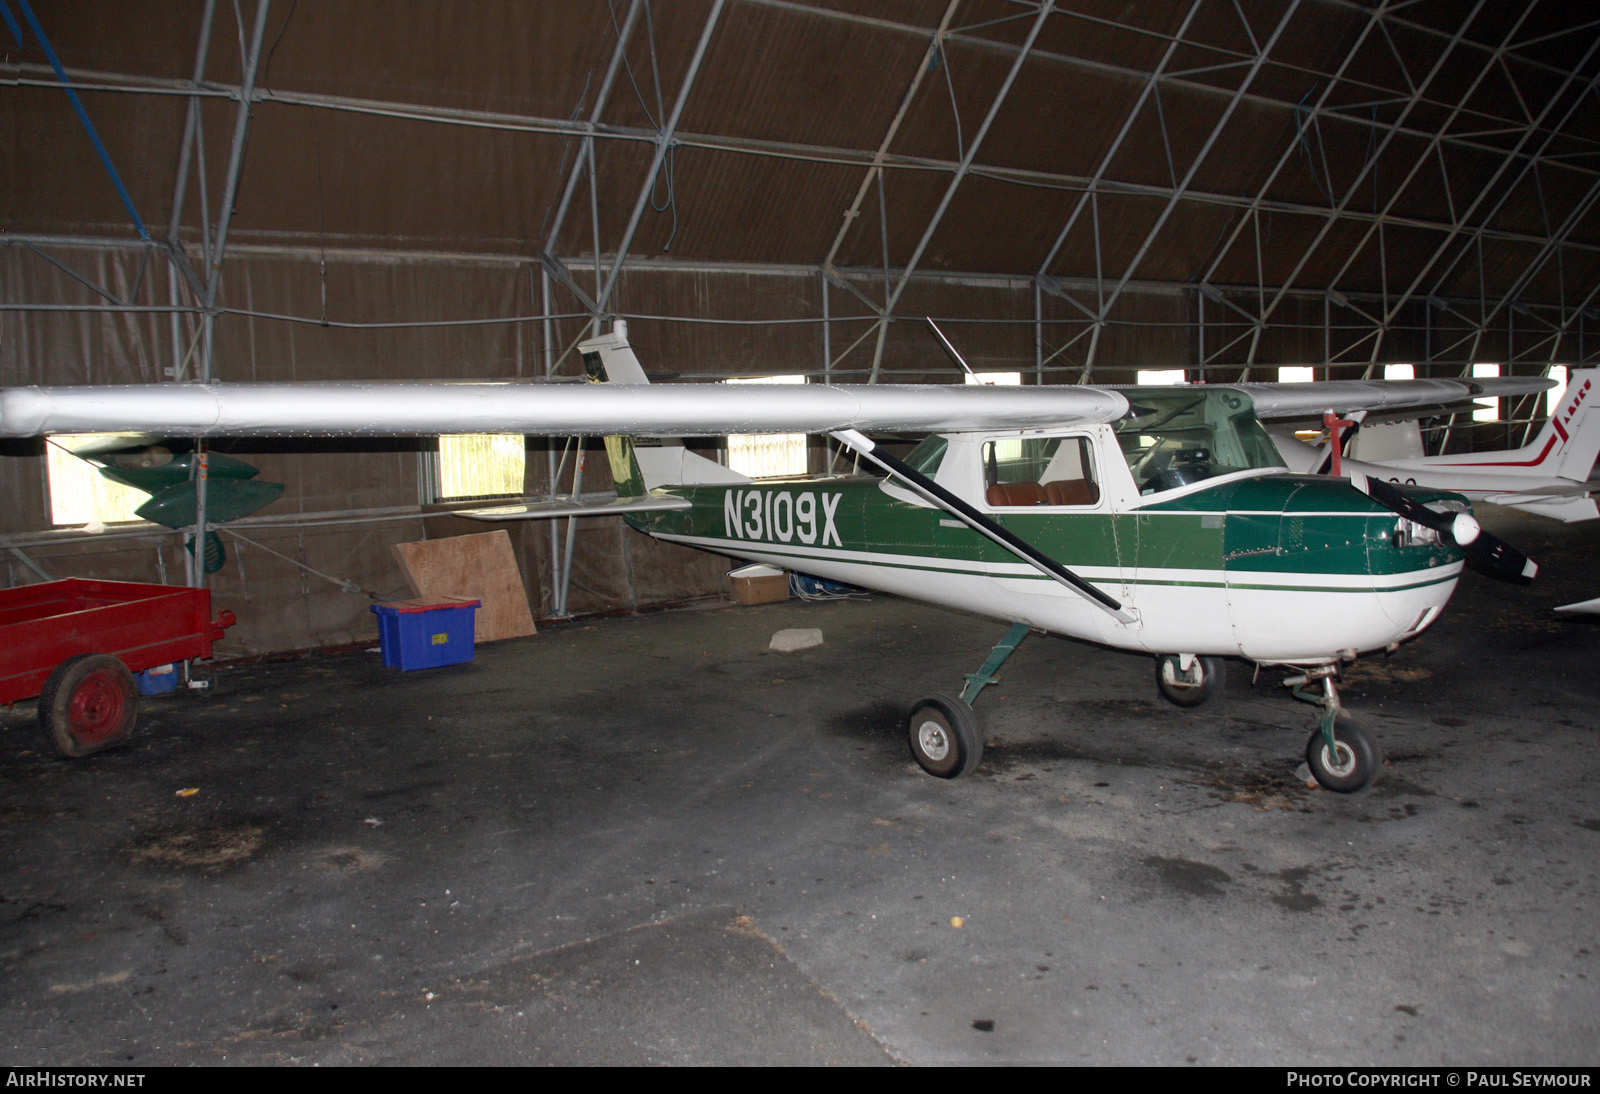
[371,596,480,671]
[135,663,179,695]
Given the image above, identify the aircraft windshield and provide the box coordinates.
[902,434,949,476]
[1113,388,1285,495]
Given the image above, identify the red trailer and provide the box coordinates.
[0,578,235,757]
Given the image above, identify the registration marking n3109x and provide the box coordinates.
[723,488,843,546]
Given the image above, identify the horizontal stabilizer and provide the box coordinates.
[458,493,693,521]
[1484,493,1600,523]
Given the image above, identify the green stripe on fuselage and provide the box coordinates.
[626,472,1459,586]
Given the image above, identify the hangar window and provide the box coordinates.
[1473,363,1502,421]
[429,434,526,502]
[45,437,147,526]
[724,376,808,478]
[965,371,1021,386]
[1137,369,1187,385]
[1547,366,1569,415]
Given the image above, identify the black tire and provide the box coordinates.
[1305,720,1379,793]
[1155,654,1224,707]
[39,654,138,758]
[907,694,983,779]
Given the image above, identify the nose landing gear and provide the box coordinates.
[1285,665,1380,793]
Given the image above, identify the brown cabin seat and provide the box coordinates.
[1042,478,1098,506]
[986,481,1047,507]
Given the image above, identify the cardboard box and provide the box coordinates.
[728,564,788,606]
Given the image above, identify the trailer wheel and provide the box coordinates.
[39,654,138,758]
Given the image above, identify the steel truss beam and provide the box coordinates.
[821,0,962,273]
[862,0,1057,381]
[540,0,644,334]
[1191,1,1600,385]
[1316,5,1596,373]
[14,57,1597,272]
[595,0,727,316]
[1237,0,1498,369]
[1077,1,1303,379]
[739,0,1600,174]
[5,231,1590,344]
[8,0,1597,394]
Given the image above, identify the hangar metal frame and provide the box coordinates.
[6,1,1598,375]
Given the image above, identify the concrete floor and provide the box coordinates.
[1,508,1596,1066]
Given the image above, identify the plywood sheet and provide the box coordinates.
[389,530,536,642]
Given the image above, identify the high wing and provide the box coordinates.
[0,322,1551,441]
[0,379,1128,438]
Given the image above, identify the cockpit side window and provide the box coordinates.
[983,436,1100,507]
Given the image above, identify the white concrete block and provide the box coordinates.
[769,628,823,652]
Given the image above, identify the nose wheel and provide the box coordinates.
[1304,720,1378,793]
[1286,665,1380,793]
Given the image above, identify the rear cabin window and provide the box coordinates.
[982,436,1099,507]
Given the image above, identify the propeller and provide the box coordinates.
[1352,474,1537,584]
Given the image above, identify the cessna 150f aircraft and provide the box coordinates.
[0,324,1552,792]
[1266,369,1600,523]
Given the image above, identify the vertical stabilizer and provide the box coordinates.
[578,321,650,386]
[1473,368,1600,479]
[577,322,750,494]
[1550,370,1600,482]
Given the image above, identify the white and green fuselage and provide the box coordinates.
[608,398,1464,667]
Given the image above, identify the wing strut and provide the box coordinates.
[830,429,1134,624]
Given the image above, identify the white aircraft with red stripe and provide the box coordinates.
[1268,370,1600,522]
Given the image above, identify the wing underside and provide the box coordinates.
[0,372,1554,440]
[0,382,1130,438]
[460,493,693,521]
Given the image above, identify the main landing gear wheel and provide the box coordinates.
[38,653,138,758]
[1155,654,1224,707]
[907,694,983,779]
[1305,720,1379,794]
